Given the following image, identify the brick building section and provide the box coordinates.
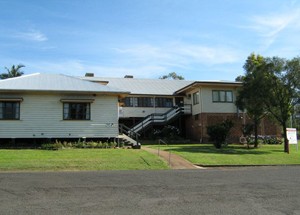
[185,113,281,143]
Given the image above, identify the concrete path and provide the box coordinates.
[142,146,202,169]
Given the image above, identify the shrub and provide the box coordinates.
[261,136,282,144]
[96,142,103,148]
[207,120,234,149]
[74,141,85,148]
[109,142,117,148]
[41,143,54,150]
[150,125,181,142]
[62,141,73,148]
[41,140,63,150]
[102,142,108,148]
[41,140,123,150]
[241,123,255,148]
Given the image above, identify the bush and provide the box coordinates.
[41,140,63,150]
[241,123,255,148]
[109,142,117,148]
[207,120,234,149]
[62,141,73,148]
[149,125,181,142]
[41,140,119,150]
[261,136,282,145]
[96,142,103,148]
[41,143,54,150]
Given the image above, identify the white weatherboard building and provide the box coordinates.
[0,73,128,140]
[0,73,280,146]
[82,74,279,142]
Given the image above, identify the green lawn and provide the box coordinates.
[153,144,300,166]
[0,149,169,171]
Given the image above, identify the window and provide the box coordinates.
[155,97,173,107]
[63,103,90,120]
[137,97,154,107]
[212,90,233,103]
[123,97,173,108]
[123,97,154,107]
[124,97,137,107]
[193,92,200,105]
[0,101,20,120]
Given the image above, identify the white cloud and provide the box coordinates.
[245,9,300,50]
[174,44,239,65]
[114,42,240,69]
[251,12,299,37]
[23,60,167,79]
[15,29,48,42]
[17,42,241,79]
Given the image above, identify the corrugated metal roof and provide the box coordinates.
[82,77,194,95]
[175,80,242,94]
[0,73,129,94]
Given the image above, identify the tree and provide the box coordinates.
[236,54,268,147]
[159,72,184,80]
[235,75,245,82]
[261,57,300,153]
[237,54,300,153]
[0,64,25,79]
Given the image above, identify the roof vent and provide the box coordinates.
[85,73,94,77]
[124,75,133,78]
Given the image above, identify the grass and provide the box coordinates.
[152,144,300,166]
[0,149,169,171]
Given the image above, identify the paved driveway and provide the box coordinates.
[0,167,299,215]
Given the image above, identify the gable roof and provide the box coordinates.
[0,73,129,94]
[175,80,243,94]
[82,77,194,95]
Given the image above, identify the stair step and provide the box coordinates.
[117,134,140,147]
[129,106,184,134]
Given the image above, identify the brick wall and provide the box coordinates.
[185,113,281,143]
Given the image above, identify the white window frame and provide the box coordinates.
[193,91,200,105]
[212,90,233,103]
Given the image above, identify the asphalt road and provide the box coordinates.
[0,167,299,215]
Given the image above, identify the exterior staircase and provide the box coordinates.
[117,105,191,149]
[118,124,141,149]
[129,105,191,134]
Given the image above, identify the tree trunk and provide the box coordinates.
[282,123,289,154]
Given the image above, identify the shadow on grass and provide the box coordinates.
[164,145,271,155]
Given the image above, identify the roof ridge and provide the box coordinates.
[0,73,40,82]
[0,73,129,93]
[62,74,129,92]
[82,76,193,82]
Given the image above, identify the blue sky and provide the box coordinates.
[1,0,300,81]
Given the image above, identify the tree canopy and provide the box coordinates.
[262,57,300,153]
[0,64,25,79]
[236,54,268,147]
[237,53,300,153]
[159,72,184,80]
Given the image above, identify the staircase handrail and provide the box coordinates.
[119,123,140,143]
[182,104,192,114]
[130,106,184,133]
